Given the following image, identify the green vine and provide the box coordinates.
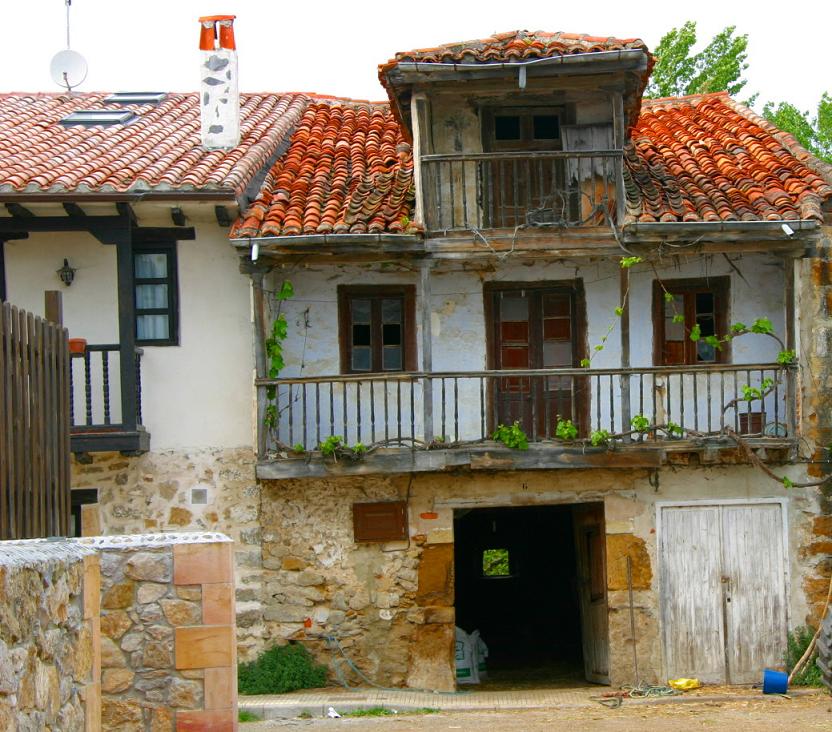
[493,422,529,450]
[555,418,578,441]
[263,280,294,431]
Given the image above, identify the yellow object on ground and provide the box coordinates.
[668,678,702,691]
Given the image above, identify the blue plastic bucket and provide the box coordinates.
[762,668,788,694]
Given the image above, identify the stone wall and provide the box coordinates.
[259,463,821,690]
[0,541,100,731]
[72,448,264,660]
[86,533,237,731]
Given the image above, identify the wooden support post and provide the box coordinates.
[784,256,797,441]
[620,266,632,439]
[44,291,63,325]
[612,92,626,226]
[115,229,138,433]
[251,270,269,459]
[420,260,434,445]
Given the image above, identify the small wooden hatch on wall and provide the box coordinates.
[353,501,408,543]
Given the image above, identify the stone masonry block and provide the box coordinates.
[174,543,233,586]
[175,707,236,731]
[174,626,233,670]
[202,583,234,626]
[203,666,235,711]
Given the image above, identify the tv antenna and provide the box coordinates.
[49,1,87,92]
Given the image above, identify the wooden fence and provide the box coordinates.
[0,302,71,539]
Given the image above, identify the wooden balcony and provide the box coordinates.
[256,363,797,478]
[70,344,149,454]
[420,150,623,235]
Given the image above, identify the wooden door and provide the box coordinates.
[660,506,726,682]
[659,502,788,684]
[489,286,584,439]
[574,504,610,684]
[483,109,564,228]
[721,504,788,682]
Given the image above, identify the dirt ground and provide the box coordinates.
[242,693,832,730]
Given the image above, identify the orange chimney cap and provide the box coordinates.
[198,14,236,22]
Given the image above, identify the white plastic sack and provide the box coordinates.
[471,629,489,680]
[455,626,479,684]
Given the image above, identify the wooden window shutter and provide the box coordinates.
[353,501,408,543]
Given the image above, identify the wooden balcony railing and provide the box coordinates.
[70,344,147,453]
[256,363,796,459]
[420,150,623,233]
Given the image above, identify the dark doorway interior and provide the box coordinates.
[454,504,584,688]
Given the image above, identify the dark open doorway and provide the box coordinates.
[453,503,608,689]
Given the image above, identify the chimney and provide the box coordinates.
[198,15,240,149]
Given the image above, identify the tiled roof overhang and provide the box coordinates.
[231,99,415,239]
[378,30,655,137]
[624,92,832,225]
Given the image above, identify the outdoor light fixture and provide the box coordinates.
[251,242,260,262]
[57,258,76,286]
[781,223,795,238]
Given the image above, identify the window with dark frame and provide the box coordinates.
[338,285,416,374]
[653,277,730,366]
[134,243,179,346]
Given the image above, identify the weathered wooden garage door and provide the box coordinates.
[659,501,788,684]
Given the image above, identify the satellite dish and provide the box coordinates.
[50,49,88,92]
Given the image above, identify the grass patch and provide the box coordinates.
[238,710,261,722]
[343,707,439,717]
[786,625,823,687]
[238,643,327,695]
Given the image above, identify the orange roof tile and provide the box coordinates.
[625,92,832,223]
[231,100,415,238]
[0,92,308,195]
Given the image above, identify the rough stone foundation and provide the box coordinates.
[258,464,822,690]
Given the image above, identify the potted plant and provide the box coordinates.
[68,337,87,356]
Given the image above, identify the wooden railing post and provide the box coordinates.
[619,266,632,439]
[420,261,434,445]
[44,290,63,325]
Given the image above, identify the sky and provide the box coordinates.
[3,1,830,114]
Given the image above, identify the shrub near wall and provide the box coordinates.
[0,542,100,731]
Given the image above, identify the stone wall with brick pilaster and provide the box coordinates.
[87,533,238,731]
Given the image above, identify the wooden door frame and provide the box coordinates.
[483,280,589,435]
[655,498,791,683]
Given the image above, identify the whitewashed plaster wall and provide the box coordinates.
[269,253,788,446]
[4,203,253,450]
[275,253,787,376]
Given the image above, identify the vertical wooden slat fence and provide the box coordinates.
[0,302,71,539]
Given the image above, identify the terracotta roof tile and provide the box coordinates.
[625,92,832,223]
[231,100,415,238]
[383,30,649,65]
[0,92,309,195]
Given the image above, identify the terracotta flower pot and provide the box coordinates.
[68,338,87,355]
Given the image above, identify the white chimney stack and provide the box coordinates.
[198,15,240,149]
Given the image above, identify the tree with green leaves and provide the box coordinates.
[646,21,750,99]
[763,95,832,164]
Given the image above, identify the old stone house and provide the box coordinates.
[2,29,832,691]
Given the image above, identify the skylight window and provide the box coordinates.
[104,92,167,104]
[60,110,137,127]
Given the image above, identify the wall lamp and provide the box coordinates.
[57,258,76,286]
